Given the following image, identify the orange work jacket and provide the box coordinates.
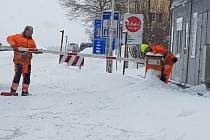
[163,52,177,83]
[151,44,168,55]
[164,52,177,66]
[7,34,37,64]
[151,44,177,83]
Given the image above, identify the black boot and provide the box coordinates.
[21,91,29,96]
[11,87,16,93]
[160,74,167,83]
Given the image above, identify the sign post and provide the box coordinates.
[101,10,120,73]
[123,13,144,45]
[59,30,64,63]
[107,0,115,73]
[122,13,143,72]
[101,11,120,51]
[59,30,64,52]
[123,31,128,75]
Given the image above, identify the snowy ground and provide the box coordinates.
[0,48,210,140]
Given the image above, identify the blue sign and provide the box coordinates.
[101,11,120,38]
[93,38,106,54]
[101,11,120,50]
[93,19,106,54]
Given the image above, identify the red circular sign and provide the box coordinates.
[125,16,141,32]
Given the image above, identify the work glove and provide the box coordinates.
[160,74,167,83]
[171,57,178,64]
[12,44,20,51]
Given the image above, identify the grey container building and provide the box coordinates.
[170,0,210,86]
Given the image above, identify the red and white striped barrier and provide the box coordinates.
[0,45,145,63]
[59,54,84,67]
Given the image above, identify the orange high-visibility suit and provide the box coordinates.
[150,44,177,83]
[7,34,36,64]
[7,33,36,94]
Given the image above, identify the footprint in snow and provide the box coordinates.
[176,111,194,118]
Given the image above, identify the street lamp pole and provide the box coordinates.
[59,30,64,63]
[64,35,68,52]
[59,30,64,52]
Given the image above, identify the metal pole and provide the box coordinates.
[67,41,70,51]
[64,36,68,52]
[148,0,151,42]
[60,30,64,52]
[123,32,128,75]
[106,0,115,73]
[59,30,64,63]
[128,0,130,13]
[124,0,131,68]
[118,23,123,58]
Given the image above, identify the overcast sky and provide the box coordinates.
[0,0,89,48]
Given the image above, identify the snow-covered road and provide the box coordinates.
[0,49,210,140]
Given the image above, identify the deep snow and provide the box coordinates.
[0,48,210,140]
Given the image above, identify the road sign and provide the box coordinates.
[93,19,106,54]
[101,11,120,50]
[123,13,144,45]
[102,11,120,37]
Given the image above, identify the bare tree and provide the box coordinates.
[59,0,112,23]
[59,0,127,41]
[59,0,171,43]
[137,0,171,43]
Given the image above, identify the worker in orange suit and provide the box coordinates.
[7,26,37,96]
[141,43,177,83]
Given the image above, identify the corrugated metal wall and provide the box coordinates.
[171,0,210,86]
